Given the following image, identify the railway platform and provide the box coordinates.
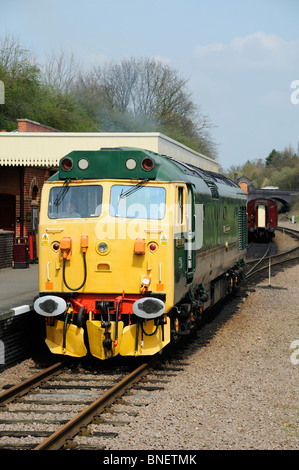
[0,263,38,320]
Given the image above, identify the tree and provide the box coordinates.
[80,57,217,157]
[0,34,41,130]
[270,164,299,189]
[225,143,299,190]
[0,36,217,157]
[42,49,81,94]
[265,145,298,169]
[265,149,278,166]
[0,35,96,132]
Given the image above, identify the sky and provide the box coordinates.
[0,0,299,170]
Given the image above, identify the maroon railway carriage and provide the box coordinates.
[248,198,278,241]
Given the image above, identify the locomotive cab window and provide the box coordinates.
[110,185,166,219]
[48,185,103,219]
[175,185,188,231]
[177,187,184,225]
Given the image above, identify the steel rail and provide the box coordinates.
[246,226,299,280]
[245,242,271,278]
[246,252,299,280]
[245,242,299,280]
[277,226,299,237]
[0,362,64,406]
[33,361,150,450]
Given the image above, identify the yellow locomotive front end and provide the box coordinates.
[35,150,177,359]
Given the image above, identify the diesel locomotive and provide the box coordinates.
[34,147,248,359]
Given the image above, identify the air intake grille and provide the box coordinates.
[205,181,219,199]
[239,206,248,251]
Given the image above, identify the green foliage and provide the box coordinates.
[265,149,278,166]
[0,35,217,159]
[0,36,41,130]
[226,145,299,190]
[270,165,299,190]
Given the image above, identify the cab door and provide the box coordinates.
[185,185,195,283]
[174,184,195,286]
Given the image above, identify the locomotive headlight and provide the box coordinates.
[78,158,89,170]
[133,297,165,319]
[34,295,66,317]
[98,242,108,252]
[96,241,110,255]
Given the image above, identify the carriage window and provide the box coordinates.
[110,185,166,219]
[48,185,103,219]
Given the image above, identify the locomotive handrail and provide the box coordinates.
[45,228,64,232]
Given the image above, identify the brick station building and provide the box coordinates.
[0,120,58,267]
[0,119,58,236]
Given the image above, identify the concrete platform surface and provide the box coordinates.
[0,264,38,318]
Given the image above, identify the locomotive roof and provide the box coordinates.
[49,147,243,198]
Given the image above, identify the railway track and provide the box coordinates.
[245,241,272,279]
[0,279,255,452]
[245,225,299,282]
[0,302,243,451]
[276,225,299,239]
[0,359,157,450]
[1,224,298,451]
[0,354,190,450]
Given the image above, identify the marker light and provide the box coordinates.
[141,158,154,171]
[61,157,73,171]
[52,242,60,252]
[125,158,137,170]
[148,242,158,253]
[78,158,89,170]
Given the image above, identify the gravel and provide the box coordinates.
[101,262,298,451]
[1,227,298,450]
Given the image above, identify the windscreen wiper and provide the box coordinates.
[54,178,71,207]
[118,178,149,200]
